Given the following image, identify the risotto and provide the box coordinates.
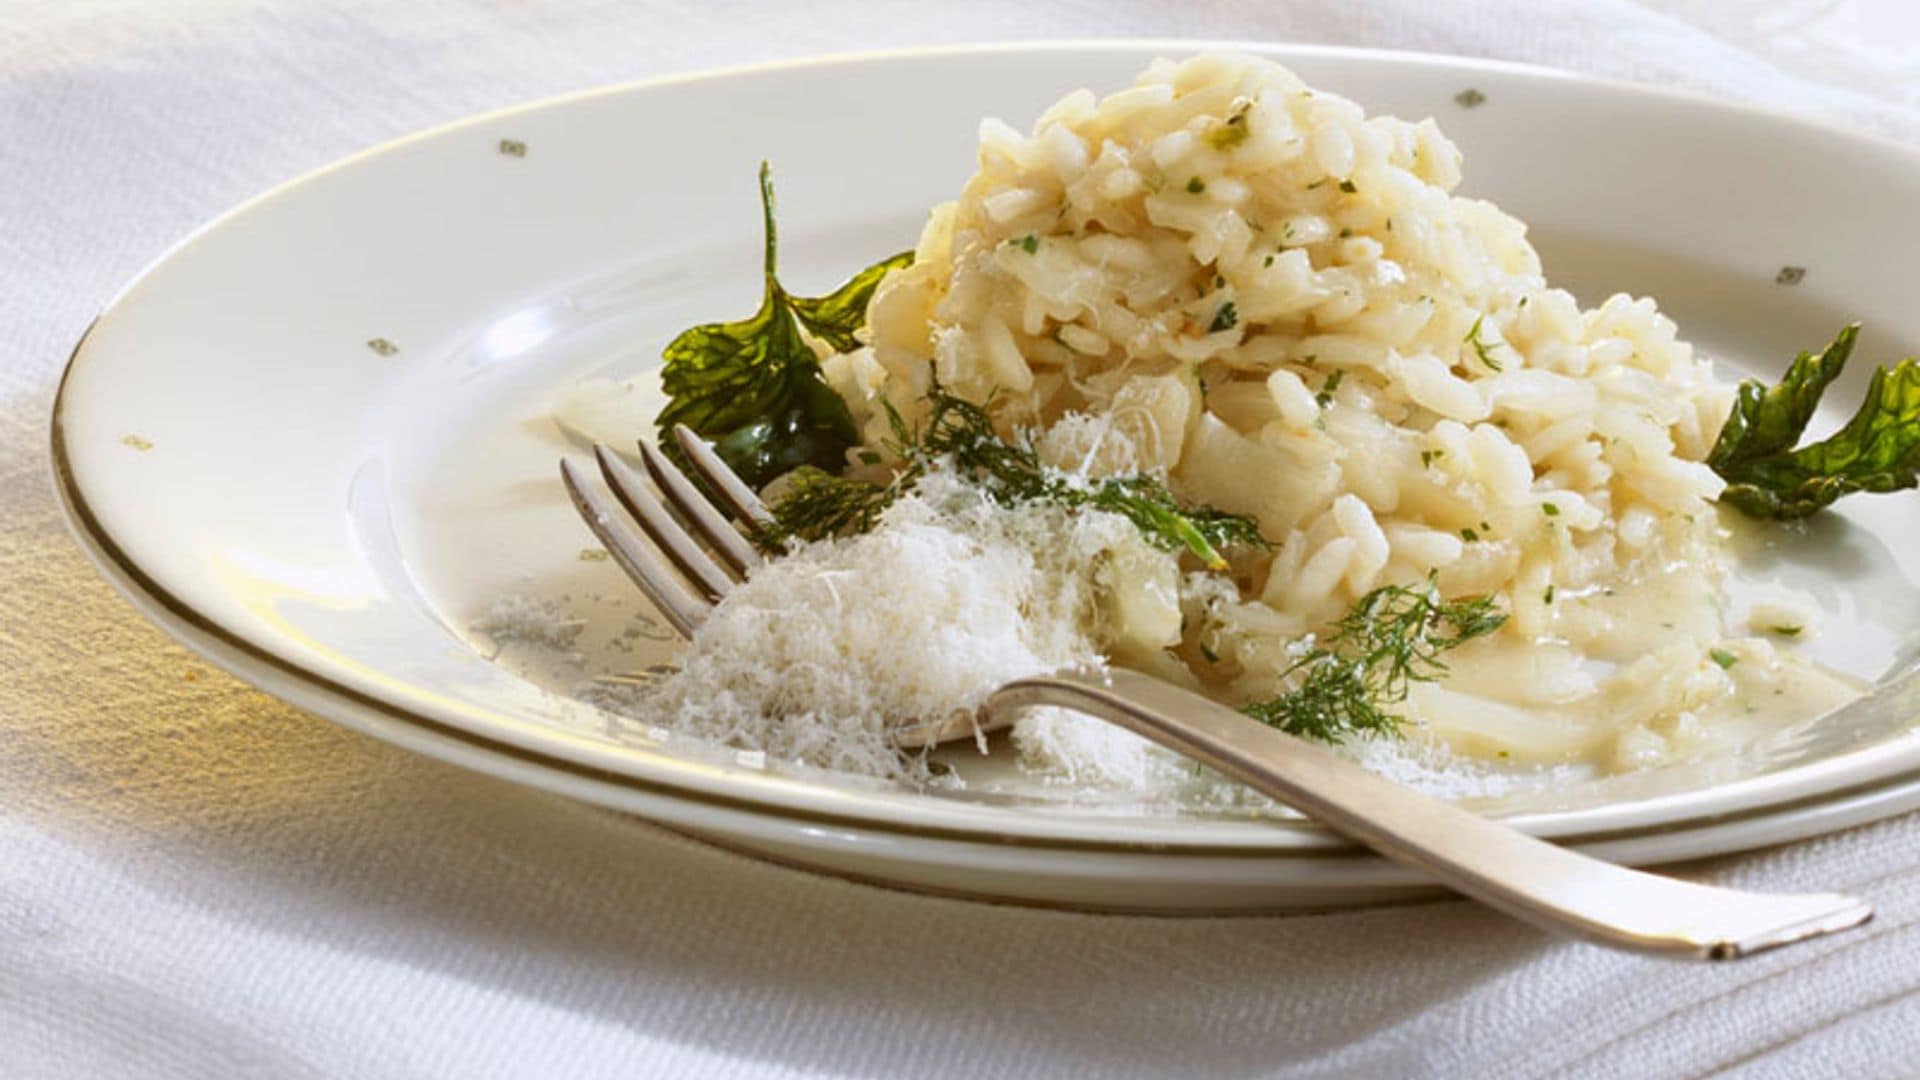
[597,52,1860,790]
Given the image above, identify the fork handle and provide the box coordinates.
[984,670,1870,959]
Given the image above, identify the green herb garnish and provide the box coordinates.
[1464,314,1504,372]
[1316,369,1345,408]
[1208,302,1239,334]
[1770,624,1803,637]
[759,388,1264,570]
[1338,179,1358,193]
[1186,176,1206,194]
[1241,575,1507,743]
[1710,648,1740,670]
[1015,233,1039,254]
[1207,107,1251,150]
[655,163,911,488]
[1707,323,1920,520]
[756,465,894,539]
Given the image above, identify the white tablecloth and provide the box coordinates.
[7,2,1920,1076]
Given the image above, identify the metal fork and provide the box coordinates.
[561,428,1873,959]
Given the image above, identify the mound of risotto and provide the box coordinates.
[575,52,1860,792]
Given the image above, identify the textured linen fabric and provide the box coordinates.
[6,2,1920,1076]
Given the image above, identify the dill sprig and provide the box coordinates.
[1242,574,1506,743]
[759,466,897,539]
[757,387,1265,569]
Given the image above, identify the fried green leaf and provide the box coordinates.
[789,250,915,353]
[654,162,911,488]
[1708,324,1920,520]
[1708,323,1857,475]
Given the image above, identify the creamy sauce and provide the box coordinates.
[1407,544,1858,770]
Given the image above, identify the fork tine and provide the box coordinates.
[637,439,760,579]
[593,445,738,603]
[671,424,774,528]
[559,458,709,638]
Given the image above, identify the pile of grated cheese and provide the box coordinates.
[637,468,1183,782]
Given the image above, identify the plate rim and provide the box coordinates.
[49,38,1920,859]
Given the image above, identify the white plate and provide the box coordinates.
[52,41,1920,912]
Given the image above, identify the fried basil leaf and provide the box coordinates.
[1708,324,1920,520]
[655,162,910,488]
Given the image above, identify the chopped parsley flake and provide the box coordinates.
[1316,369,1345,408]
[1338,179,1357,193]
[1465,314,1505,372]
[1208,301,1239,334]
[1710,648,1740,670]
[1207,107,1251,150]
[1542,502,1560,517]
[1016,234,1039,254]
[1186,176,1206,194]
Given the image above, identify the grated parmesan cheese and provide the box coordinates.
[473,595,586,651]
[636,468,1185,782]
